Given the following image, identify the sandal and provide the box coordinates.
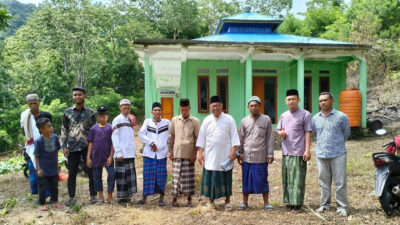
[135,200,146,205]
[90,198,98,204]
[171,201,179,207]
[283,203,292,210]
[291,206,302,214]
[186,201,195,208]
[264,204,273,210]
[53,204,64,210]
[224,203,233,211]
[158,200,166,207]
[238,203,248,210]
[39,205,48,211]
[96,200,105,205]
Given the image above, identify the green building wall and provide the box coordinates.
[147,59,348,127]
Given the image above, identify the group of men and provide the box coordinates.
[21,87,350,216]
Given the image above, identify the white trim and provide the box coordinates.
[134,44,366,63]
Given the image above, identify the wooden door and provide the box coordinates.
[161,97,174,121]
[252,77,265,114]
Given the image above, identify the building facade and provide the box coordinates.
[133,8,368,127]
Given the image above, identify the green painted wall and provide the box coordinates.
[290,60,346,114]
[182,59,244,126]
[145,58,348,126]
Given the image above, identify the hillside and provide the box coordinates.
[0,0,35,40]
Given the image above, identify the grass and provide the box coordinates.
[0,136,399,224]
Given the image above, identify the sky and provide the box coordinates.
[17,0,352,19]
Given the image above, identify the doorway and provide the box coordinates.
[161,97,174,121]
[252,77,277,123]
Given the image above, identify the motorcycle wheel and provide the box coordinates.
[23,164,29,179]
[379,178,400,215]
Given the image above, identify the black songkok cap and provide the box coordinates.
[72,86,86,94]
[36,118,50,129]
[152,102,162,110]
[97,106,109,115]
[286,89,299,97]
[210,95,223,104]
[179,98,190,107]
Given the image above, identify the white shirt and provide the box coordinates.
[196,112,240,171]
[20,109,41,169]
[138,118,170,159]
[111,114,136,159]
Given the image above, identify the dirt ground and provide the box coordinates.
[1,135,400,225]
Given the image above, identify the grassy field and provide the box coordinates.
[0,136,400,225]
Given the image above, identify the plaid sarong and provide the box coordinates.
[201,168,232,200]
[143,157,167,197]
[282,155,307,206]
[115,158,137,200]
[172,159,195,197]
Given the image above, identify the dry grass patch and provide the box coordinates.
[1,136,400,224]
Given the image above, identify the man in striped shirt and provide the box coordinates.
[138,102,170,206]
[312,92,350,217]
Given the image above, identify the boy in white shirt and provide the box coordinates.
[111,99,137,203]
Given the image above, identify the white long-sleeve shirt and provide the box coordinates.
[196,112,240,171]
[138,118,170,159]
[111,114,136,159]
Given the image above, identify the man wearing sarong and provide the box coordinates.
[196,95,240,211]
[138,102,170,206]
[237,96,274,210]
[112,99,137,203]
[276,89,312,213]
[169,98,200,207]
[312,92,350,217]
[20,94,52,200]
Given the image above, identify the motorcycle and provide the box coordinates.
[19,144,29,179]
[372,136,400,215]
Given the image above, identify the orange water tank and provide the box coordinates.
[339,89,362,127]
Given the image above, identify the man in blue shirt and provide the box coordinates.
[312,92,350,217]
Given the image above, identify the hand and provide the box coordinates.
[190,152,197,163]
[169,152,174,161]
[237,155,243,165]
[197,151,204,165]
[267,157,274,164]
[229,151,236,162]
[86,158,92,168]
[117,157,124,163]
[278,130,287,139]
[37,168,43,177]
[303,151,311,161]
[63,148,69,157]
[107,157,113,166]
[151,144,158,152]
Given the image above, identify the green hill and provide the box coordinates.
[0,0,35,40]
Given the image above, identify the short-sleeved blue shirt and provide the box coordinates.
[34,134,61,176]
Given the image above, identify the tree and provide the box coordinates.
[242,0,292,17]
[0,4,12,31]
[0,0,36,40]
[197,0,241,35]
[158,0,201,39]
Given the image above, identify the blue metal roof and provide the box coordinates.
[215,11,283,34]
[197,10,354,45]
[220,11,283,22]
[195,33,354,45]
